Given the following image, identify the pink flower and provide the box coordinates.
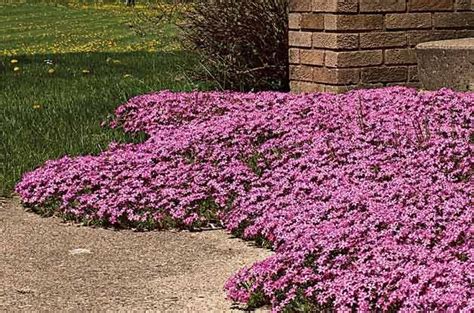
[16,87,474,311]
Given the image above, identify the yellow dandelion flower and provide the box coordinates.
[32,104,41,109]
[82,69,90,74]
[48,68,55,74]
[13,66,20,72]
[10,59,18,64]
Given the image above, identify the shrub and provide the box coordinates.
[181,0,289,91]
[16,88,473,311]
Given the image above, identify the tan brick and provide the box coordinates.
[325,50,383,67]
[289,13,302,29]
[409,29,474,45]
[455,0,472,11]
[300,49,325,65]
[312,0,358,12]
[360,32,407,48]
[385,49,417,65]
[433,12,474,28]
[408,65,419,81]
[289,31,312,47]
[405,82,422,89]
[361,83,385,89]
[312,32,359,49]
[456,30,474,39]
[289,48,301,64]
[386,13,432,29]
[323,85,356,93]
[409,0,454,11]
[387,82,421,88]
[313,67,360,84]
[407,30,457,46]
[290,65,313,81]
[301,14,325,29]
[290,0,312,12]
[325,83,387,93]
[290,81,325,93]
[360,0,406,12]
[325,14,384,31]
[362,66,408,83]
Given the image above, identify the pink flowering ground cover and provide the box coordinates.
[16,87,473,311]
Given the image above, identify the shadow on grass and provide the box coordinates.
[0,50,212,196]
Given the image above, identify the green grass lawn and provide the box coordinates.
[0,2,204,196]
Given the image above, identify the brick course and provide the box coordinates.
[289,31,312,47]
[325,14,384,31]
[325,50,383,67]
[433,12,474,28]
[385,48,417,65]
[312,0,358,13]
[301,14,325,29]
[300,49,325,65]
[385,13,432,29]
[312,32,359,49]
[288,0,474,93]
[408,0,454,11]
[455,0,473,11]
[360,0,406,12]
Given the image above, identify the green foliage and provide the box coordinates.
[283,291,334,313]
[247,289,268,309]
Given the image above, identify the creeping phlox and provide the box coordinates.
[16,87,473,311]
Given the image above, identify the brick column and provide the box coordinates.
[289,0,474,93]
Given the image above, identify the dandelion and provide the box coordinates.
[13,66,20,72]
[32,103,41,109]
[82,69,90,74]
[48,68,55,74]
[10,59,18,64]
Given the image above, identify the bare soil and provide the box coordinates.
[0,197,271,312]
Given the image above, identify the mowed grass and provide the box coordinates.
[0,2,204,196]
[0,2,180,55]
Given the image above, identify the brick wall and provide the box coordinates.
[289,0,474,93]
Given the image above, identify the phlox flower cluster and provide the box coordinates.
[16,87,473,311]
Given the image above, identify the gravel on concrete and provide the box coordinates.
[0,197,271,312]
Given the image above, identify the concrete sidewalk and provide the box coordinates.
[0,198,271,312]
